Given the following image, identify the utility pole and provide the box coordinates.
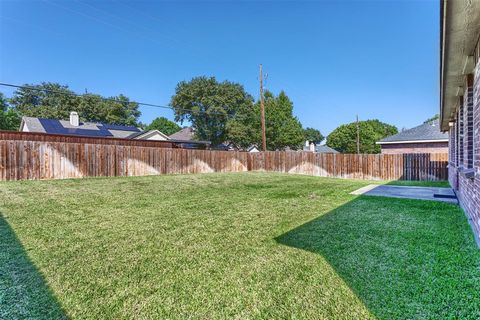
[259,64,267,151]
[356,115,360,154]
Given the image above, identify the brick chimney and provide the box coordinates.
[70,111,79,126]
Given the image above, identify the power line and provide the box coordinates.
[0,82,231,117]
[42,0,208,64]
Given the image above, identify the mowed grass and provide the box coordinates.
[0,173,478,319]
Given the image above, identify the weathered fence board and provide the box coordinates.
[0,133,448,181]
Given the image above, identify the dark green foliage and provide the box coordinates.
[76,93,140,126]
[170,76,254,145]
[9,82,141,126]
[227,91,304,150]
[0,93,21,131]
[0,93,8,111]
[9,83,77,121]
[327,119,398,153]
[303,127,324,143]
[145,117,181,136]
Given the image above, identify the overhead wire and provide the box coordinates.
[0,82,233,118]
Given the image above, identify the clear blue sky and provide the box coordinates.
[0,0,439,135]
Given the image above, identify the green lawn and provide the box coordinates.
[0,173,478,319]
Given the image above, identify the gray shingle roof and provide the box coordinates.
[378,120,448,143]
[303,144,339,153]
[315,145,339,153]
[21,116,142,139]
[168,127,194,140]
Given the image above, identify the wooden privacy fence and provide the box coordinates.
[248,152,448,181]
[0,135,448,181]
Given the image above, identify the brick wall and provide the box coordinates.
[464,74,474,169]
[380,142,448,154]
[449,124,458,189]
[449,62,480,237]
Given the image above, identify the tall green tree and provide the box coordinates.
[146,117,181,135]
[170,77,254,145]
[0,93,21,131]
[10,83,77,120]
[326,119,398,154]
[77,93,140,126]
[303,127,324,144]
[227,91,304,150]
[9,82,141,126]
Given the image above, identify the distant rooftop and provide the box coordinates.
[168,127,194,141]
[303,143,339,153]
[377,120,448,144]
[315,145,339,153]
[20,116,142,139]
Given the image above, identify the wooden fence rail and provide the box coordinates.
[0,137,448,181]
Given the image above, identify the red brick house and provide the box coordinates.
[440,0,480,239]
[377,120,448,154]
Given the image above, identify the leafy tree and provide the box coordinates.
[77,93,140,126]
[10,83,77,120]
[304,127,324,144]
[227,90,304,150]
[225,102,260,149]
[326,119,398,154]
[424,114,439,124]
[9,82,141,126]
[0,93,8,111]
[170,76,254,145]
[146,117,181,135]
[0,93,21,131]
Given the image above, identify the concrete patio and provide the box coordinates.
[351,184,458,204]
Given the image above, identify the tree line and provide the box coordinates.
[0,78,401,153]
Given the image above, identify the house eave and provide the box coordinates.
[133,130,170,140]
[376,139,449,145]
[440,0,480,131]
[19,118,26,131]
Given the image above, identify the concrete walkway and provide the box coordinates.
[351,185,458,204]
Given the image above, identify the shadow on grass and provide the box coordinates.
[0,214,67,319]
[276,196,480,319]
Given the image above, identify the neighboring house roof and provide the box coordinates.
[214,141,240,151]
[303,141,339,153]
[212,143,231,151]
[315,145,339,153]
[20,116,142,139]
[247,145,259,152]
[168,127,194,140]
[132,130,170,141]
[167,127,211,146]
[377,120,448,145]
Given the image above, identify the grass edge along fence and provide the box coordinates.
[0,132,448,181]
